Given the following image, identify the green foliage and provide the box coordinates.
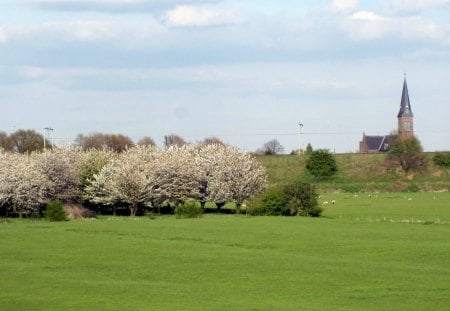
[305,149,338,178]
[388,136,427,172]
[248,180,321,217]
[145,211,157,220]
[283,180,321,217]
[407,183,420,193]
[306,143,313,154]
[45,199,67,221]
[433,153,450,167]
[247,187,285,216]
[175,200,203,218]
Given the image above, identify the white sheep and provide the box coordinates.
[323,201,329,205]
[331,200,336,205]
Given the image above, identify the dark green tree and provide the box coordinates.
[306,143,313,154]
[388,136,427,172]
[305,149,338,178]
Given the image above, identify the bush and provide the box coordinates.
[247,187,285,216]
[145,211,157,220]
[283,181,322,217]
[305,149,337,178]
[407,183,420,193]
[247,181,321,217]
[433,153,450,167]
[388,136,427,172]
[387,181,408,192]
[64,203,96,220]
[45,199,67,221]
[175,200,203,218]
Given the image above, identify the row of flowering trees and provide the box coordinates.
[0,144,267,217]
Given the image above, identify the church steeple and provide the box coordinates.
[397,76,413,118]
[397,76,414,139]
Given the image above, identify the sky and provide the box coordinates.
[0,0,449,153]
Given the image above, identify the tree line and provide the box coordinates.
[0,129,226,153]
[0,144,266,218]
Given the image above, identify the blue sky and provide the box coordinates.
[1,0,449,152]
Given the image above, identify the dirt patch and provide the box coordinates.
[432,170,443,177]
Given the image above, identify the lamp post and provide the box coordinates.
[298,122,303,155]
[44,127,53,150]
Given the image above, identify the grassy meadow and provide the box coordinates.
[1,192,449,310]
[256,153,450,192]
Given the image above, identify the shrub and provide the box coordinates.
[175,200,203,218]
[247,187,285,216]
[388,136,427,172]
[387,181,408,192]
[45,199,67,221]
[248,181,321,217]
[145,211,157,220]
[407,183,420,193]
[64,203,96,220]
[305,149,337,178]
[283,181,321,217]
[433,153,450,167]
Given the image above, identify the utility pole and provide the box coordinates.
[44,127,53,150]
[298,122,303,155]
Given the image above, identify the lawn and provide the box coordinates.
[1,192,449,310]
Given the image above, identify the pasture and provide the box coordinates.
[1,192,449,310]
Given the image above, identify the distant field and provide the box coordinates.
[256,153,450,192]
[1,192,449,310]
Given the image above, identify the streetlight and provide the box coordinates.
[298,122,303,155]
[44,127,53,150]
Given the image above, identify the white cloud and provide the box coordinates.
[329,0,359,14]
[384,0,450,15]
[0,19,165,43]
[350,11,388,22]
[26,0,223,12]
[340,10,446,41]
[19,66,45,79]
[0,28,8,43]
[163,5,244,27]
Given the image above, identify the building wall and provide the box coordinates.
[398,116,413,139]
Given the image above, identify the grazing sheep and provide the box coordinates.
[368,194,372,198]
[408,197,412,201]
[323,201,329,205]
[331,200,336,205]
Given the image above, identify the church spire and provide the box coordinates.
[397,76,413,118]
[397,75,414,139]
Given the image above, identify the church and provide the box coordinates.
[359,77,414,153]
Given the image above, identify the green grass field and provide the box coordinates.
[1,192,449,310]
[256,153,450,192]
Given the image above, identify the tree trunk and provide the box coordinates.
[216,202,225,212]
[130,204,137,217]
[235,202,241,214]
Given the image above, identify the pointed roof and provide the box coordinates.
[397,77,413,118]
